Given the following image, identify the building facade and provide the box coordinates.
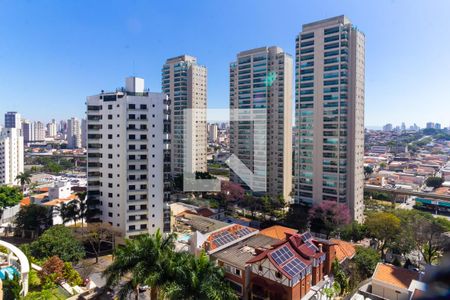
[294,16,365,221]
[0,127,24,185]
[162,55,207,177]
[21,120,34,143]
[67,117,81,149]
[5,112,21,129]
[86,77,170,238]
[229,46,293,201]
[33,121,46,141]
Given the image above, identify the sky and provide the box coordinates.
[0,0,449,128]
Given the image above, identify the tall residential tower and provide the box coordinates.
[162,55,207,177]
[230,46,293,201]
[86,77,170,238]
[294,16,365,221]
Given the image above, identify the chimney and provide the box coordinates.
[318,243,323,252]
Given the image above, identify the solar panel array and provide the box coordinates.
[301,232,313,241]
[236,227,252,237]
[213,231,235,247]
[305,240,319,252]
[282,258,307,277]
[270,245,294,265]
[212,226,254,247]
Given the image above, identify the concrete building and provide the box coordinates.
[229,46,293,200]
[46,119,57,138]
[162,55,207,176]
[67,117,81,149]
[21,120,34,143]
[86,77,170,238]
[294,16,365,221]
[208,123,218,143]
[81,118,87,148]
[426,122,434,129]
[5,112,21,129]
[0,126,24,185]
[33,121,45,141]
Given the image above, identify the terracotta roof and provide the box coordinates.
[372,263,419,289]
[38,187,49,192]
[20,197,31,207]
[330,239,356,263]
[259,225,298,240]
[42,194,78,206]
[32,193,48,200]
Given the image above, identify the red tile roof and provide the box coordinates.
[373,263,419,289]
[259,225,298,240]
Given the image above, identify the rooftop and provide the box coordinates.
[212,233,280,268]
[259,225,298,240]
[372,263,419,290]
[330,239,356,263]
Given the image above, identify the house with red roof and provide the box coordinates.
[246,232,331,300]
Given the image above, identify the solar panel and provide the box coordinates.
[302,232,312,241]
[236,227,252,237]
[282,258,307,277]
[305,240,319,252]
[270,245,294,265]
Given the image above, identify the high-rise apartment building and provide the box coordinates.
[294,16,365,221]
[86,77,170,238]
[208,123,218,143]
[33,121,46,141]
[230,46,293,200]
[383,123,393,132]
[22,120,35,143]
[0,124,24,185]
[5,112,21,129]
[47,119,57,138]
[162,55,207,176]
[67,117,81,149]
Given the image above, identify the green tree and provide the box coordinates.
[332,258,349,295]
[364,166,374,177]
[15,171,32,192]
[425,176,444,188]
[365,212,401,257]
[283,204,310,232]
[353,246,381,278]
[103,229,177,300]
[0,185,23,208]
[161,251,237,300]
[54,201,79,225]
[3,274,21,299]
[339,221,367,242]
[29,225,85,262]
[14,204,51,235]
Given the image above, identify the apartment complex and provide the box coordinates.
[21,120,34,143]
[294,16,365,221]
[67,117,81,149]
[0,125,24,185]
[86,77,170,238]
[162,55,207,177]
[229,46,293,200]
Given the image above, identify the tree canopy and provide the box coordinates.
[308,201,351,237]
[14,204,51,233]
[0,185,23,208]
[28,225,85,262]
[425,176,444,188]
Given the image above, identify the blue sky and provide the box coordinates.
[1,0,449,128]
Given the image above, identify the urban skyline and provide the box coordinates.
[1,1,450,127]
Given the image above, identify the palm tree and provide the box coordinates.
[54,201,79,225]
[15,171,32,192]
[161,251,237,300]
[103,229,176,300]
[76,192,87,228]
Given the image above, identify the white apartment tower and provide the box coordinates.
[33,121,46,141]
[0,126,24,185]
[294,16,365,221]
[162,55,207,176]
[86,77,170,238]
[67,117,81,149]
[230,46,293,201]
[47,119,57,138]
[208,123,218,143]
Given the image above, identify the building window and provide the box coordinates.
[275,271,282,279]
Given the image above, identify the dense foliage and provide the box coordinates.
[425,176,444,188]
[28,225,85,262]
[104,229,237,300]
[0,185,23,208]
[14,204,51,233]
[308,201,351,237]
